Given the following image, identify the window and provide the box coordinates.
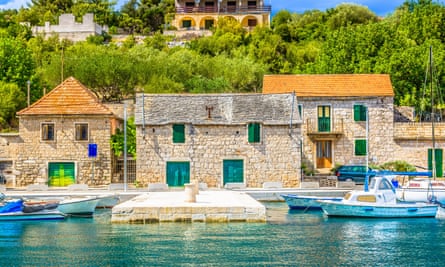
[354,104,367,121]
[247,19,257,27]
[182,20,192,28]
[41,123,55,141]
[248,123,260,143]
[75,123,89,141]
[298,104,303,119]
[355,139,367,156]
[173,124,185,143]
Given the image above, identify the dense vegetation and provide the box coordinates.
[1,0,445,130]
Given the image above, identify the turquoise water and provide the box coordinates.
[1,202,445,266]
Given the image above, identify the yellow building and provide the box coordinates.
[172,0,271,31]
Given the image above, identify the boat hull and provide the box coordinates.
[319,200,438,218]
[57,197,100,216]
[96,194,120,208]
[0,210,65,221]
[281,194,342,210]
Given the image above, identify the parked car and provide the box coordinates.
[335,165,375,184]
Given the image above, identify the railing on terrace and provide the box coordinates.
[306,118,344,135]
[176,5,271,14]
[393,122,445,140]
[112,156,136,184]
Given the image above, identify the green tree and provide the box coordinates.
[0,81,26,130]
[110,117,136,158]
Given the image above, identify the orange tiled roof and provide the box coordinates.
[262,74,394,97]
[17,77,113,116]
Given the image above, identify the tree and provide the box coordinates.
[0,81,26,130]
[110,117,136,158]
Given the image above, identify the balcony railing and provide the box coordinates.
[306,118,344,137]
[176,5,272,14]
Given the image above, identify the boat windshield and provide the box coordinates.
[369,178,377,189]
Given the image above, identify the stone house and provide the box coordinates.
[171,0,270,34]
[263,74,396,174]
[32,13,107,42]
[263,74,445,177]
[0,77,119,187]
[134,93,302,188]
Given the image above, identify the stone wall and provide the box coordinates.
[11,116,113,186]
[136,124,301,188]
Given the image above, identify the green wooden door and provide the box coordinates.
[223,160,244,184]
[318,106,331,132]
[428,148,443,177]
[166,162,190,186]
[48,162,75,186]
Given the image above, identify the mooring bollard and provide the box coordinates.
[191,179,199,195]
[184,183,196,203]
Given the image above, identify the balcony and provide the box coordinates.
[305,118,344,140]
[176,5,272,14]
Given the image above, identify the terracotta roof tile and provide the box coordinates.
[17,77,113,116]
[262,74,394,97]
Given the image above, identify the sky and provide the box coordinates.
[0,0,408,17]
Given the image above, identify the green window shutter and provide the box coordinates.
[428,148,443,177]
[172,124,185,143]
[248,123,260,143]
[355,139,367,156]
[354,105,367,121]
[298,105,303,118]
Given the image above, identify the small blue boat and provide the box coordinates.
[281,194,343,210]
[0,199,65,221]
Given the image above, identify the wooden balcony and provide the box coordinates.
[176,5,271,14]
[306,118,344,140]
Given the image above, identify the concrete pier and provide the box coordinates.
[111,191,266,223]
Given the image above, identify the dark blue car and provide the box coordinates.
[335,165,375,184]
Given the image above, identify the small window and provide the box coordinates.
[41,123,55,141]
[248,123,260,143]
[247,19,257,27]
[182,20,192,28]
[354,104,367,121]
[75,123,89,141]
[173,124,185,143]
[298,104,303,119]
[355,139,367,156]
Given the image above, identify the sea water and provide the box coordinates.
[1,202,445,266]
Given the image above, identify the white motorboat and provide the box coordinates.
[57,196,100,216]
[281,194,343,210]
[318,176,438,218]
[96,194,120,208]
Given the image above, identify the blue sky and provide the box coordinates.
[1,0,407,17]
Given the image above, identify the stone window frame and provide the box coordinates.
[41,122,55,142]
[75,122,89,142]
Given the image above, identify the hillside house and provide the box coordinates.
[134,93,302,188]
[32,13,107,42]
[171,0,271,34]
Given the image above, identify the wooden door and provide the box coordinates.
[316,141,332,168]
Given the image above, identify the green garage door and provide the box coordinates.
[48,162,75,186]
[223,160,244,185]
[166,162,190,186]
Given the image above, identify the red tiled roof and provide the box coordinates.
[17,77,113,116]
[262,74,394,97]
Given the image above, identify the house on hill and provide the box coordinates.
[171,0,271,35]
[134,93,302,188]
[263,74,396,174]
[7,77,118,187]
